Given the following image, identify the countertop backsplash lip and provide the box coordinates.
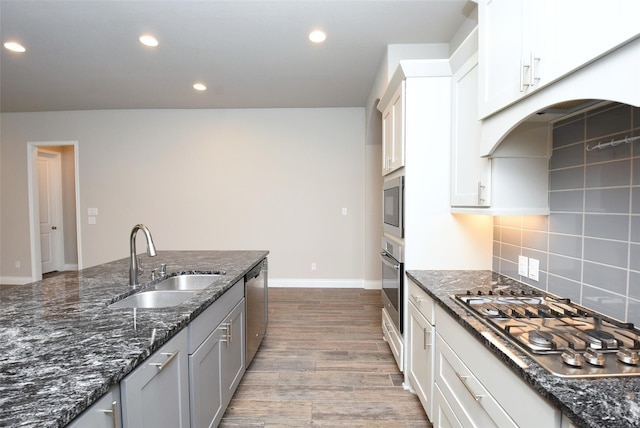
[0,250,268,428]
[407,269,640,428]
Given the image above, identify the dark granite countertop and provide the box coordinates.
[407,270,640,428]
[0,250,268,427]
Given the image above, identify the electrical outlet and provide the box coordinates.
[528,258,539,281]
[14,261,21,269]
[88,216,97,224]
[311,262,317,271]
[342,208,348,216]
[518,255,529,277]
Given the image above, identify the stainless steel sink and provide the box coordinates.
[109,290,200,309]
[151,273,223,291]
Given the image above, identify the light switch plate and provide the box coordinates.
[88,207,99,216]
[518,255,529,276]
[528,258,539,281]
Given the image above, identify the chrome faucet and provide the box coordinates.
[129,224,157,287]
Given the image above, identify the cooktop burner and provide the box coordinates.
[452,290,640,378]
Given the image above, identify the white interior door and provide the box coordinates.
[38,150,64,274]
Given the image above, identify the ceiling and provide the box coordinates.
[0,0,475,113]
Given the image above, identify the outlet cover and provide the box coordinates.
[528,258,539,281]
[518,255,529,276]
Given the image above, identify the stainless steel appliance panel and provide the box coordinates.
[383,175,404,238]
[245,259,267,366]
[381,237,403,334]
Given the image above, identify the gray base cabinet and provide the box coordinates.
[188,278,246,428]
[67,385,122,428]
[120,328,190,428]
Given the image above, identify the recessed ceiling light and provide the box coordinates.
[4,41,26,53]
[309,30,327,44]
[139,35,159,47]
[193,83,207,91]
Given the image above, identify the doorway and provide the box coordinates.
[27,141,81,281]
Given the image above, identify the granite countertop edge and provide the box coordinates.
[0,250,268,427]
[406,270,640,428]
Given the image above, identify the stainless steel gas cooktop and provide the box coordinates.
[452,290,640,378]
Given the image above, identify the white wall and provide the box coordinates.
[0,108,366,284]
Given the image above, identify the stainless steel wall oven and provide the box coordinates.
[381,236,404,334]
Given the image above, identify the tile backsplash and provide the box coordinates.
[492,102,640,324]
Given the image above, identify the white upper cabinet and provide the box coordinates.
[479,0,640,119]
[381,83,405,175]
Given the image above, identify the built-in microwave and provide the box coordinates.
[383,175,404,238]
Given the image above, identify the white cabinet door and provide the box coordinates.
[121,329,190,428]
[221,299,246,406]
[407,301,434,419]
[382,83,405,175]
[450,53,491,207]
[67,385,121,428]
[479,0,640,118]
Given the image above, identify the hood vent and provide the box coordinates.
[535,99,601,116]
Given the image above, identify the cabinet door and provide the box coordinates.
[450,53,491,207]
[189,325,224,428]
[382,83,405,175]
[121,329,190,428]
[221,299,246,408]
[407,302,434,419]
[67,385,121,428]
[478,0,524,118]
[433,383,462,428]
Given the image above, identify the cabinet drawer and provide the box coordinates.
[408,279,434,324]
[382,307,403,372]
[189,278,243,353]
[435,333,517,428]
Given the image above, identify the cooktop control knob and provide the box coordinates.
[561,349,583,367]
[617,347,640,365]
[584,349,605,366]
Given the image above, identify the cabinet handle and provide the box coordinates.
[519,57,530,92]
[412,294,425,304]
[477,181,485,205]
[529,51,540,87]
[228,318,233,345]
[219,322,231,345]
[455,371,482,402]
[150,350,179,371]
[100,400,120,428]
[423,328,432,350]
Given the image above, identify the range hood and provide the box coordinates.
[480,37,640,157]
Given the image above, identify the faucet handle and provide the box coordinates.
[159,263,167,276]
[150,268,158,281]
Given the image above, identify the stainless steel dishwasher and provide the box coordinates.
[245,259,267,366]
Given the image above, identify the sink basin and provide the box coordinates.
[152,273,223,291]
[109,290,200,309]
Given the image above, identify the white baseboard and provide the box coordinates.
[0,276,33,285]
[268,279,382,289]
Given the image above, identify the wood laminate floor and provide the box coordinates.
[220,287,432,427]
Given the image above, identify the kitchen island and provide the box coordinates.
[0,250,268,427]
[408,270,640,428]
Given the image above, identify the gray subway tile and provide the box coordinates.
[586,134,632,164]
[547,274,581,302]
[549,167,584,191]
[500,216,522,228]
[522,230,548,252]
[501,259,519,280]
[632,188,640,214]
[629,271,640,299]
[501,227,521,247]
[550,143,584,170]
[549,233,582,258]
[553,117,584,148]
[585,160,630,188]
[630,244,640,271]
[522,249,547,272]
[548,254,582,282]
[628,298,640,326]
[633,159,640,185]
[586,104,632,140]
[583,237,628,269]
[585,188,630,214]
[492,256,500,273]
[548,213,583,235]
[522,271,547,290]
[522,215,548,232]
[581,285,626,321]
[582,262,627,295]
[631,216,640,242]
[493,238,501,257]
[550,190,584,212]
[584,214,629,241]
[501,243,522,264]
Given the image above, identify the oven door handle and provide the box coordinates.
[381,252,400,270]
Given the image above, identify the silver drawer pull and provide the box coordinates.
[455,371,482,401]
[100,401,120,428]
[150,350,179,371]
